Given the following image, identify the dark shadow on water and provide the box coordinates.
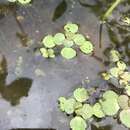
[0,55,32,106]
[91,124,112,130]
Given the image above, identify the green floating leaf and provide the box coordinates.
[58,97,66,112]
[117,61,127,71]
[75,102,83,109]
[118,95,129,109]
[65,32,75,40]
[75,104,93,120]
[109,67,120,78]
[110,50,120,62]
[54,33,65,45]
[70,116,87,130]
[120,109,130,128]
[101,72,111,80]
[102,90,119,100]
[64,23,78,33]
[48,49,55,58]
[120,72,130,82]
[100,99,120,116]
[40,48,55,58]
[61,47,76,59]
[42,35,55,48]
[80,41,94,54]
[63,39,74,47]
[73,34,86,46]
[93,103,105,118]
[18,0,31,4]
[40,48,48,58]
[125,85,130,96]
[64,98,76,114]
[73,88,89,102]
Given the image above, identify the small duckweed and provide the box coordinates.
[40,23,94,59]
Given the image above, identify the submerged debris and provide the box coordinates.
[15,56,23,76]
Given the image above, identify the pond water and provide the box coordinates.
[0,0,130,130]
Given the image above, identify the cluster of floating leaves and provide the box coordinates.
[40,23,94,59]
[8,0,31,5]
[58,87,130,130]
[102,49,130,96]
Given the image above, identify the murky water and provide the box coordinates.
[0,0,130,130]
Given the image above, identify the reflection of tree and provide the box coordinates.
[0,55,32,106]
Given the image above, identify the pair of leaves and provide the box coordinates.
[40,48,55,58]
[99,90,120,116]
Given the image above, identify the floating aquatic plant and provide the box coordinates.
[73,34,86,46]
[92,103,105,118]
[70,116,87,130]
[109,49,121,62]
[58,84,130,130]
[75,104,93,120]
[40,48,55,58]
[118,95,129,109]
[80,41,94,54]
[40,23,94,59]
[58,97,76,114]
[100,98,120,116]
[42,35,55,48]
[54,33,65,45]
[73,88,89,103]
[102,49,130,95]
[64,23,78,33]
[120,109,130,128]
[61,47,76,59]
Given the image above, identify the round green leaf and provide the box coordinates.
[80,41,94,54]
[64,98,76,114]
[120,109,130,128]
[93,103,105,118]
[110,50,120,62]
[61,47,76,59]
[63,39,74,47]
[42,35,55,48]
[65,32,75,40]
[70,116,87,130]
[125,85,130,96]
[40,48,48,58]
[73,34,86,46]
[120,72,130,82]
[73,88,89,102]
[100,99,120,116]
[18,0,31,4]
[109,67,120,78]
[54,33,65,45]
[58,97,66,112]
[118,95,129,109]
[75,104,93,120]
[117,61,127,71]
[48,49,55,58]
[102,90,119,100]
[64,23,78,33]
[75,102,83,109]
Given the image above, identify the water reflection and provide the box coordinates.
[91,124,112,130]
[0,55,32,106]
